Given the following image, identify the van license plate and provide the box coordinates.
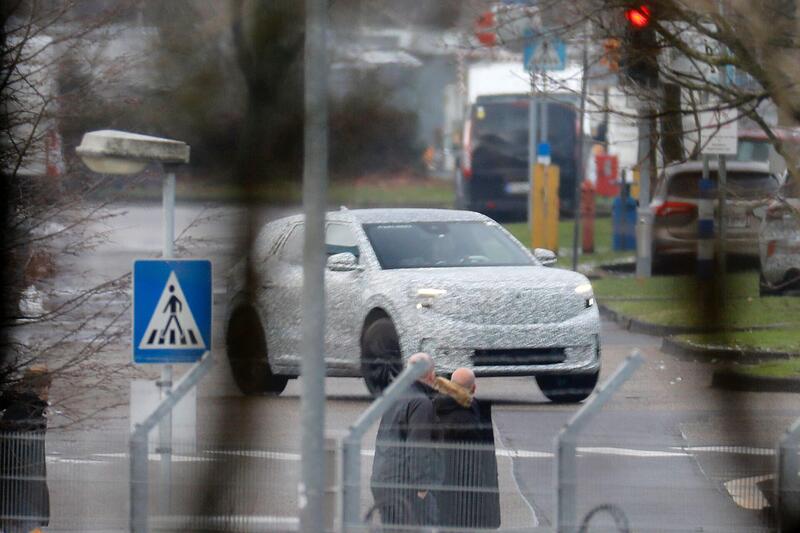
[726,212,748,228]
[505,182,529,194]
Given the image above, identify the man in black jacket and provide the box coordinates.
[434,367,500,529]
[370,352,439,529]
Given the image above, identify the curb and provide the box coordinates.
[599,303,796,337]
[711,370,800,393]
[661,337,798,364]
[598,303,719,336]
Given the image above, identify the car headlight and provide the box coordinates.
[416,288,447,309]
[417,288,447,298]
[574,283,593,296]
[575,283,594,308]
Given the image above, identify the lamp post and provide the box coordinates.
[77,129,190,516]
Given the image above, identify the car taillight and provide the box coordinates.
[654,201,697,217]
[461,119,473,180]
[767,240,777,258]
[766,203,788,220]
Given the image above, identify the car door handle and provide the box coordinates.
[262,281,277,289]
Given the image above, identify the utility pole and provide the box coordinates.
[299,0,328,530]
[572,22,590,272]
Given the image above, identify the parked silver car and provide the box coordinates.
[651,161,782,263]
[225,208,601,402]
[759,177,800,295]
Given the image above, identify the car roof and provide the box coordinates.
[663,160,773,178]
[345,208,490,224]
[260,209,493,231]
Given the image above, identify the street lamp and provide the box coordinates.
[76,129,190,516]
[76,129,190,259]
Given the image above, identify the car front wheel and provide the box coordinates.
[226,306,288,396]
[536,371,599,403]
[361,317,403,396]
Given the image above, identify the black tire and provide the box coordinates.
[759,272,779,297]
[226,306,288,396]
[536,371,599,403]
[361,317,403,396]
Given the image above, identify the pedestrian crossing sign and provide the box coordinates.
[133,259,212,363]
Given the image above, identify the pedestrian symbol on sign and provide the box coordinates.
[139,271,206,350]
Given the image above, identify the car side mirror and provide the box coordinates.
[327,252,361,272]
[533,248,557,266]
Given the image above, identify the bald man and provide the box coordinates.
[370,353,439,528]
[433,367,500,528]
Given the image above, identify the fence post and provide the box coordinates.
[777,416,800,532]
[555,352,643,533]
[130,427,149,533]
[339,359,427,532]
[128,351,213,532]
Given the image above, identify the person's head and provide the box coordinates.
[408,352,435,386]
[451,367,476,394]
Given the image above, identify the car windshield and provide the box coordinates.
[667,171,780,199]
[362,221,534,269]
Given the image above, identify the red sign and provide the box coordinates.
[595,154,619,197]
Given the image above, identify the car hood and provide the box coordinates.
[381,266,592,325]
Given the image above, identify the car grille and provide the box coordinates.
[472,348,566,366]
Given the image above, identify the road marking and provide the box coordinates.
[493,417,540,528]
[152,514,299,529]
[723,475,773,510]
[679,446,774,456]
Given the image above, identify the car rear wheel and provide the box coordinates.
[361,317,403,396]
[226,306,288,396]
[536,371,599,403]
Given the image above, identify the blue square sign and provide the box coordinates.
[133,259,212,363]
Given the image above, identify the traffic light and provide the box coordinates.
[620,4,659,87]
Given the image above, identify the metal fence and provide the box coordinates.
[1,431,339,532]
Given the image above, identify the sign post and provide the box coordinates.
[524,29,567,254]
[133,258,212,514]
[699,107,738,283]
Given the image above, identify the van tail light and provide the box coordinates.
[654,201,697,217]
[767,240,778,258]
[461,119,473,180]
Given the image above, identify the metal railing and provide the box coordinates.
[555,352,643,533]
[130,351,213,532]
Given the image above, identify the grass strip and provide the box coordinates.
[602,296,800,328]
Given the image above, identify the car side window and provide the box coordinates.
[326,223,360,259]
[280,224,304,264]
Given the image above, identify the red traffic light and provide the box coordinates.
[625,5,651,29]
[475,11,497,46]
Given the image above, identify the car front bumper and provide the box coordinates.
[401,307,601,376]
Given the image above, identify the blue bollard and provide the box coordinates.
[612,195,637,251]
[696,178,715,279]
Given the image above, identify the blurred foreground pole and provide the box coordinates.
[635,113,653,278]
[300,0,328,530]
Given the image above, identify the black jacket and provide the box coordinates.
[370,381,439,490]
[433,394,500,529]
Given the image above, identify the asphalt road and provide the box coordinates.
[26,202,796,532]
